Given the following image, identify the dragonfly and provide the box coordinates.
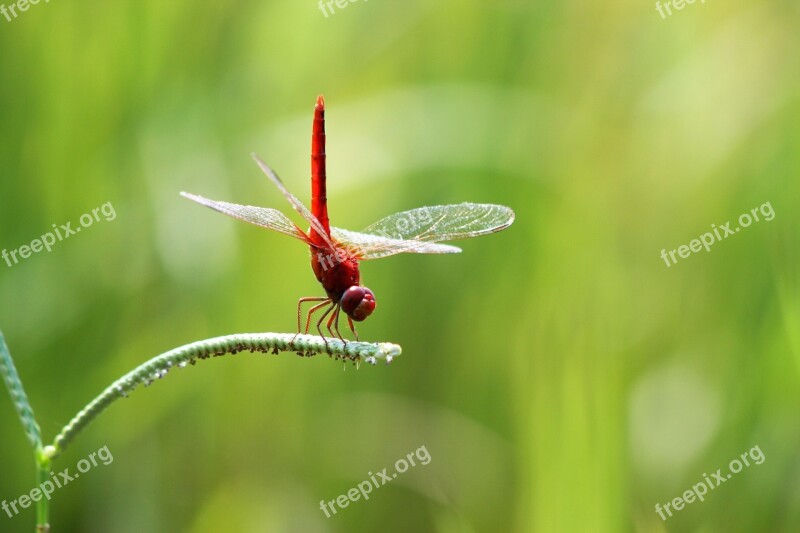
[181,96,514,344]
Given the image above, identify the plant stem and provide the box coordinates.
[35,451,51,532]
[50,332,401,457]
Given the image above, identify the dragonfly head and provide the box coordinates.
[341,286,376,322]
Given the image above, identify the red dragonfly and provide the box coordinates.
[182,96,514,343]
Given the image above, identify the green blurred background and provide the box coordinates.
[1,1,799,531]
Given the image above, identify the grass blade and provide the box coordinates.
[0,330,43,450]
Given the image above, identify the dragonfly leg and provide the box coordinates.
[347,316,360,342]
[305,301,332,333]
[296,297,329,334]
[292,297,330,347]
[327,305,346,344]
[315,303,336,348]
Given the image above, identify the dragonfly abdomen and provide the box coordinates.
[310,95,330,245]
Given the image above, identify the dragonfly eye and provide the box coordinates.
[341,286,376,321]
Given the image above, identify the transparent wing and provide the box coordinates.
[331,227,462,259]
[181,192,312,244]
[251,153,338,251]
[331,203,515,260]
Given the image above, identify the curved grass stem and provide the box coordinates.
[50,333,401,457]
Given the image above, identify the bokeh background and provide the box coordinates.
[1,1,799,531]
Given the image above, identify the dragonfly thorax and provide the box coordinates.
[311,249,354,292]
[310,249,376,321]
